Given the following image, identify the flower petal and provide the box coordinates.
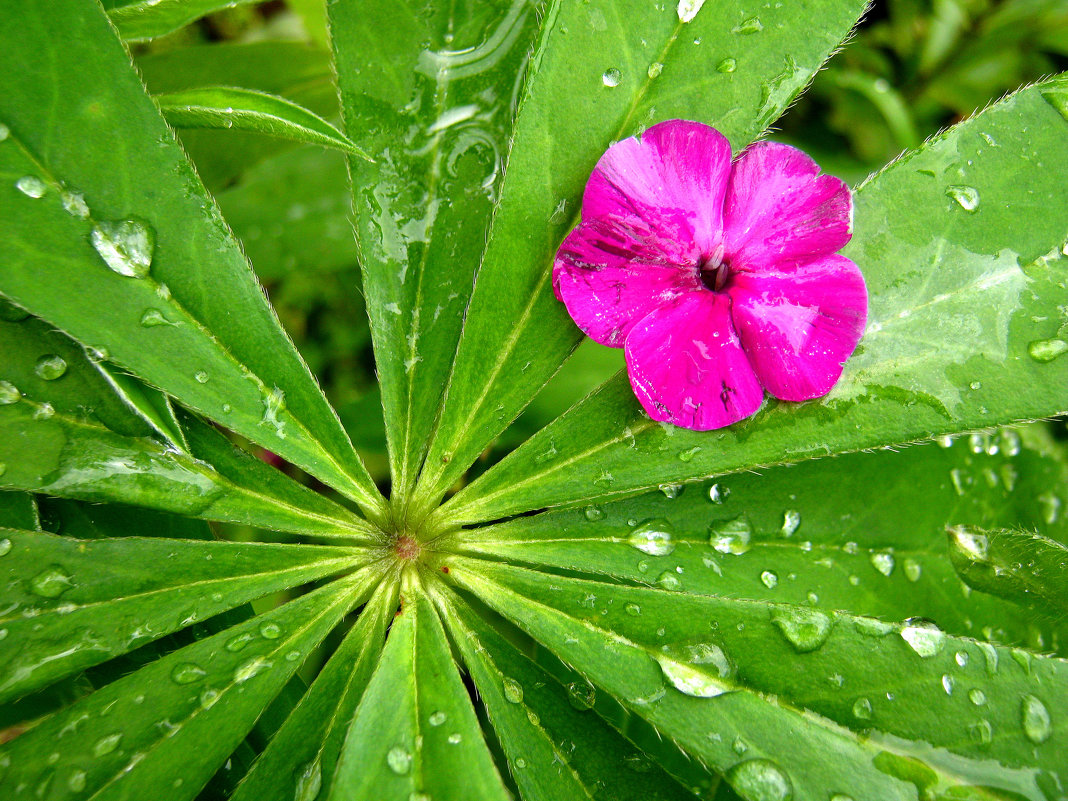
[624,292,764,430]
[583,119,732,254]
[553,218,700,346]
[730,255,867,401]
[722,142,851,271]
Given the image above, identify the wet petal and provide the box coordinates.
[730,255,867,401]
[583,119,732,254]
[722,142,851,271]
[625,292,764,430]
[553,217,699,346]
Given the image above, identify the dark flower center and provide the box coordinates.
[698,245,731,292]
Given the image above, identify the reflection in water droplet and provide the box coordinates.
[772,607,834,652]
[760,570,778,589]
[16,176,47,198]
[171,662,207,685]
[584,505,605,521]
[945,185,979,212]
[567,681,596,710]
[294,757,322,801]
[732,17,763,34]
[657,571,681,590]
[0,380,20,404]
[655,642,733,698]
[709,516,752,555]
[717,57,738,73]
[503,677,523,703]
[602,68,621,87]
[1021,695,1052,743]
[0,538,11,557]
[629,519,676,556]
[429,711,447,727]
[900,619,946,657]
[852,697,873,720]
[31,565,73,598]
[647,62,664,79]
[1028,337,1068,363]
[708,483,729,504]
[869,551,895,576]
[93,733,123,756]
[387,747,412,775]
[61,190,89,219]
[34,355,68,381]
[727,758,792,801]
[91,218,156,278]
[947,526,989,562]
[968,688,986,706]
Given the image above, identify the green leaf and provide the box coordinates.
[0,0,385,522]
[410,0,869,522]
[433,585,709,801]
[155,86,372,159]
[0,529,373,703]
[108,0,262,41]
[0,567,377,801]
[39,497,211,541]
[460,428,1067,650]
[949,525,1068,618]
[446,558,1067,801]
[0,491,38,530]
[327,0,546,504]
[94,363,189,450]
[231,578,397,801]
[440,74,1068,525]
[328,576,510,801]
[0,400,376,540]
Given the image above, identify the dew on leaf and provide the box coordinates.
[428,711,447,727]
[90,218,156,278]
[969,688,987,706]
[194,371,210,384]
[1027,337,1068,362]
[140,309,177,328]
[447,733,462,745]
[68,770,87,792]
[869,551,895,576]
[61,190,89,218]
[30,565,73,598]
[0,538,11,556]
[854,617,894,637]
[629,519,676,556]
[677,446,701,462]
[656,571,681,590]
[33,401,55,420]
[261,386,287,438]
[567,681,596,710]
[726,758,792,801]
[708,483,730,503]
[732,17,764,34]
[710,516,752,554]
[902,558,922,582]
[0,123,8,141]
[659,482,682,498]
[941,674,954,695]
[93,732,123,756]
[601,68,621,87]
[760,570,778,589]
[947,526,989,562]
[226,632,253,652]
[852,697,873,720]
[0,380,22,404]
[503,677,523,703]
[654,642,733,698]
[771,607,833,652]
[200,688,220,709]
[625,603,642,616]
[676,0,706,23]
[900,619,946,657]
[171,662,206,685]
[945,185,980,212]
[780,509,800,537]
[954,651,969,668]
[647,62,664,79]
[34,354,67,381]
[387,747,412,775]
[15,175,47,198]
[717,57,738,73]
[1021,695,1051,744]
[971,718,993,745]
[294,757,322,801]
[234,656,272,683]
[584,505,605,521]
[259,621,282,639]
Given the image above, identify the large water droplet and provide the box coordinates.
[0,538,11,557]
[945,185,980,212]
[852,697,873,720]
[947,526,989,562]
[93,732,123,756]
[760,570,778,589]
[676,0,706,23]
[194,371,210,384]
[903,558,922,583]
[717,57,738,73]
[567,681,596,710]
[16,176,47,198]
[780,510,800,537]
[171,662,207,685]
[629,519,676,556]
[708,483,730,503]
[34,354,67,381]
[727,758,792,801]
[869,551,895,576]
[654,642,733,698]
[31,565,73,598]
[1021,694,1051,743]
[91,219,155,278]
[968,688,986,706]
[503,677,523,703]
[771,607,834,653]
[602,68,621,87]
[584,505,605,521]
[68,770,87,792]
[259,621,282,639]
[1028,337,1068,362]
[657,570,681,590]
[900,619,946,657]
[710,516,752,555]
[647,62,664,79]
[732,17,764,34]
[386,747,412,775]
[0,380,22,404]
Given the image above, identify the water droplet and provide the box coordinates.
[676,0,706,22]
[732,17,764,34]
[780,510,800,537]
[91,218,155,278]
[941,674,954,695]
[855,617,894,637]
[727,758,792,801]
[68,770,87,792]
[969,688,986,706]
[93,732,123,756]
[0,123,8,141]
[655,642,733,698]
[852,697,873,720]
[447,733,462,745]
[31,565,73,598]
[945,185,979,212]
[515,757,528,769]
[760,570,778,589]
[830,795,855,801]
[625,602,642,616]
[294,757,322,801]
[717,57,738,73]
[677,445,701,462]
[0,380,21,404]
[602,68,621,87]
[387,747,412,775]
[503,677,523,703]
[226,632,253,652]
[659,482,682,498]
[171,662,206,684]
[647,62,664,79]
[428,711,447,727]
[1028,337,1068,362]
[869,551,895,576]
[947,526,989,562]
[33,401,55,420]
[194,371,209,384]
[709,516,752,555]
[61,190,89,218]
[261,386,287,437]
[970,718,993,745]
[584,505,605,521]
[771,607,834,652]
[0,539,10,556]
[259,621,282,639]
[903,559,922,582]
[140,309,176,327]
[900,619,945,657]
[657,571,681,590]
[34,354,67,381]
[629,519,676,556]
[234,656,272,683]
[955,651,969,668]
[708,483,730,503]
[200,688,220,709]
[16,175,47,198]
[1021,695,1051,743]
[567,681,596,710]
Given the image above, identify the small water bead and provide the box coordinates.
[262,386,287,437]
[903,559,922,583]
[677,445,701,462]
[200,688,221,709]
[709,516,752,555]
[760,570,778,589]
[900,619,946,657]
[657,571,681,590]
[0,380,21,404]
[955,651,969,668]
[91,218,156,278]
[772,607,833,653]
[428,711,447,727]
[601,68,622,87]
[732,17,763,34]
[567,681,597,710]
[625,602,642,616]
[387,747,413,775]
[659,482,682,499]
[16,175,47,198]
[780,509,800,537]
[171,662,207,685]
[1028,337,1068,362]
[969,688,987,706]
[447,732,462,745]
[68,770,87,792]
[647,62,664,79]
[61,190,90,219]
[0,538,11,556]
[294,758,322,801]
[93,732,123,756]
[716,57,737,73]
[629,519,676,556]
[226,632,254,652]
[1021,695,1052,744]
[0,123,8,141]
[584,505,605,521]
[941,674,954,695]
[259,621,282,639]
[655,642,733,698]
[503,677,523,703]
[869,551,895,576]
[726,759,792,801]
[34,354,67,381]
[945,185,980,212]
[234,656,272,683]
[708,483,730,504]
[194,371,210,384]
[140,309,177,328]
[676,0,706,22]
[971,719,993,746]
[852,697,873,720]
[31,565,73,598]
[33,402,55,420]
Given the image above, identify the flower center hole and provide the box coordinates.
[699,250,731,292]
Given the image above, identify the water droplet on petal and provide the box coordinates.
[31,565,73,598]
[629,519,676,556]
[727,758,792,801]
[900,619,945,657]
[16,176,47,198]
[771,607,834,652]
[945,185,979,212]
[602,68,621,87]
[717,57,738,73]
[171,662,206,684]
[1021,695,1051,743]
[91,218,155,278]
[387,747,412,775]
[503,677,523,703]
[0,381,20,404]
[655,642,733,698]
[34,354,67,381]
[1028,337,1068,362]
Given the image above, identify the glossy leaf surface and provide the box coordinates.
[444,74,1068,523]
[108,0,262,41]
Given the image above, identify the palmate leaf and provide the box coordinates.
[328,0,547,504]
[459,428,1068,650]
[447,558,1067,801]
[0,529,373,703]
[439,74,1068,524]
[0,0,385,523]
[408,0,870,524]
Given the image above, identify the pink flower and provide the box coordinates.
[552,120,867,431]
